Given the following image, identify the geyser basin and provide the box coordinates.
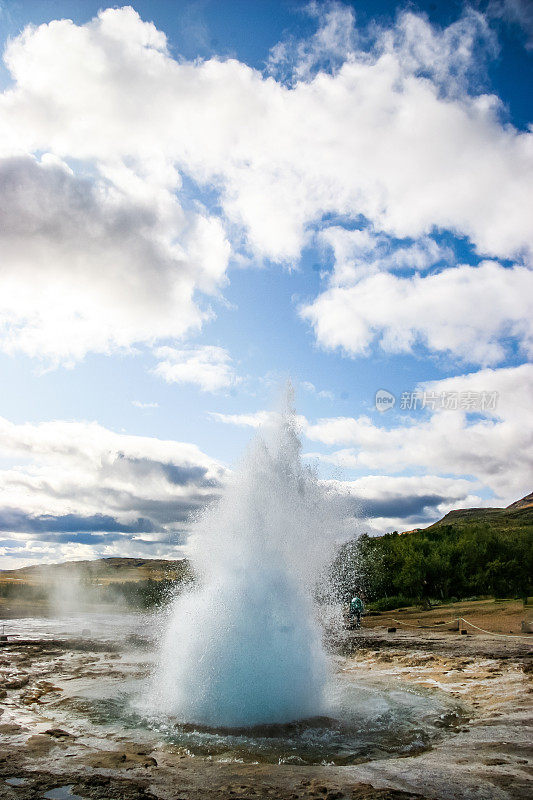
[54,667,466,766]
[27,394,463,769]
[146,673,465,764]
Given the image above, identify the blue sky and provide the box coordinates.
[0,0,531,567]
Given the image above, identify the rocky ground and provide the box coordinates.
[0,627,531,800]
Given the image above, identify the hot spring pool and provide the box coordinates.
[46,666,466,766]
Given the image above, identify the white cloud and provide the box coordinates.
[318,226,453,285]
[1,356,529,564]
[210,364,532,507]
[324,474,486,533]
[132,401,159,409]
[0,415,227,567]
[154,345,239,392]
[268,1,359,82]
[0,5,529,368]
[0,4,530,561]
[378,7,498,94]
[0,154,230,363]
[305,363,533,504]
[301,261,533,365]
[0,6,530,368]
[1,5,532,266]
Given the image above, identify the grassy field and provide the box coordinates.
[361,597,533,636]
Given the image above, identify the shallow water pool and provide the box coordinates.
[49,667,465,765]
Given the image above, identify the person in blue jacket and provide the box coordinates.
[349,594,364,628]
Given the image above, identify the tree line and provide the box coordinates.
[331,523,533,610]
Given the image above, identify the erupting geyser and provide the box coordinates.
[151,389,336,728]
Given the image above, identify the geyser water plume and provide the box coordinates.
[151,389,337,728]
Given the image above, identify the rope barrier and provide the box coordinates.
[373,615,533,640]
[457,617,533,641]
[369,616,456,629]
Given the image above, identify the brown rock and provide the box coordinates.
[0,723,23,735]
[351,785,429,799]
[85,750,158,770]
[44,728,75,739]
[4,675,29,689]
[25,734,55,754]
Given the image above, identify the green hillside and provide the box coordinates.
[334,493,533,609]
[420,493,533,535]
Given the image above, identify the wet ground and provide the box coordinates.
[0,615,531,800]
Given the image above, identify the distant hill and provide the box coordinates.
[420,492,533,534]
[0,556,194,614]
[506,492,533,510]
[0,556,189,585]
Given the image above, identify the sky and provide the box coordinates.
[0,0,531,568]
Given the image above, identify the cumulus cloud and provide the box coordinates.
[0,5,530,370]
[209,364,532,507]
[153,345,239,392]
[0,416,226,566]
[301,262,533,365]
[0,154,229,363]
[1,5,532,265]
[305,363,533,504]
[0,5,529,368]
[0,5,530,557]
[2,357,528,563]
[377,7,498,95]
[324,475,486,533]
[268,1,359,82]
[318,227,453,285]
